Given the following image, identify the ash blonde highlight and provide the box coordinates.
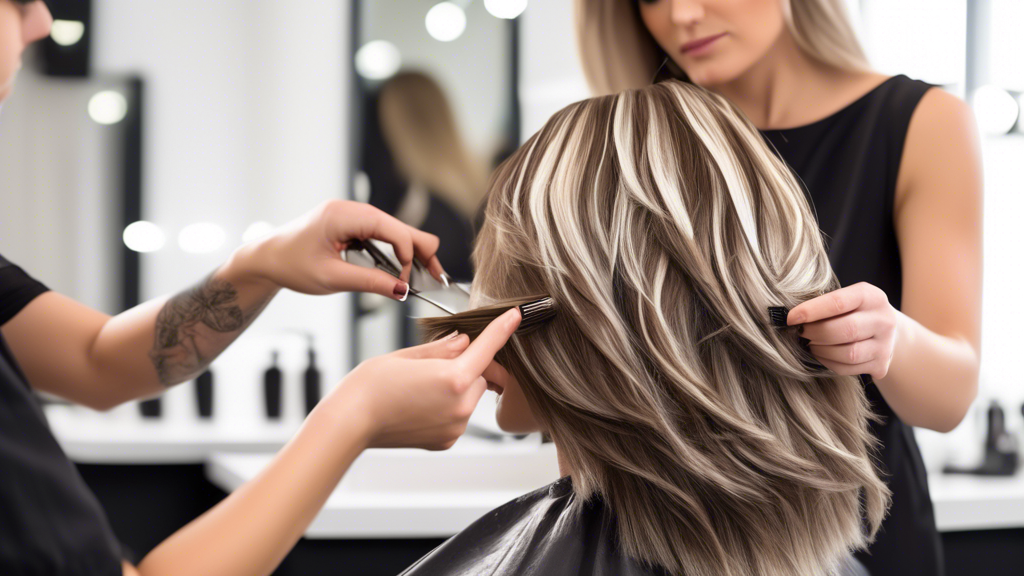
[422,80,890,576]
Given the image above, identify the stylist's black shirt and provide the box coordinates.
[0,253,122,575]
[760,74,944,576]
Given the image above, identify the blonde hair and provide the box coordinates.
[575,0,871,95]
[378,71,489,218]
[421,80,890,576]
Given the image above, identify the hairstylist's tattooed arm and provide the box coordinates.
[149,274,274,387]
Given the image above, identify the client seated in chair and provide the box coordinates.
[407,79,889,576]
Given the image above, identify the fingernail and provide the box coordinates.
[441,273,450,288]
[442,330,460,341]
[393,281,409,302]
[506,307,522,327]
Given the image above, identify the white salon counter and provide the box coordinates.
[45,404,1024,538]
[204,447,1024,539]
[44,404,297,464]
[206,435,560,539]
[928,472,1024,531]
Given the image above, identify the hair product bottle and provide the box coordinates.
[195,369,214,419]
[139,398,162,419]
[303,339,320,416]
[263,351,282,420]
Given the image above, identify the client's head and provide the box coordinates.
[420,79,890,576]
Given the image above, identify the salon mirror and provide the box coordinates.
[349,0,520,364]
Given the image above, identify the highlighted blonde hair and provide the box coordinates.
[421,80,890,576]
[575,0,870,95]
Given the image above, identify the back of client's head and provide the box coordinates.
[420,79,890,576]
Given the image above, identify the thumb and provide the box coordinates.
[325,260,410,300]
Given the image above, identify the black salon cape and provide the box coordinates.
[398,475,870,576]
[0,254,122,575]
[398,475,666,576]
[759,74,944,576]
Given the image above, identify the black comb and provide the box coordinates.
[518,297,556,332]
[769,306,827,372]
[768,306,790,328]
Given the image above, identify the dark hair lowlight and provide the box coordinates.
[421,79,890,576]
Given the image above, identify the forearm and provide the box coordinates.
[90,243,279,405]
[872,311,980,432]
[135,395,371,576]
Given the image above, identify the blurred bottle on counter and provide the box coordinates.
[944,400,1019,476]
[303,339,320,416]
[139,397,162,419]
[195,369,214,419]
[263,351,282,420]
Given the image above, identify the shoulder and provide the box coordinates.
[894,83,982,211]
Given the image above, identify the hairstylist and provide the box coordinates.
[1,2,522,575]
[575,1,982,575]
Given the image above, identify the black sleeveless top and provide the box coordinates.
[0,255,123,575]
[759,74,944,576]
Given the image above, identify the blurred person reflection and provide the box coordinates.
[361,71,489,283]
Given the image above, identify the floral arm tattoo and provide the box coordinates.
[149,274,273,387]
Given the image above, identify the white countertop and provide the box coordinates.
[927,471,1024,531]
[206,435,562,539]
[46,404,1024,538]
[205,445,1024,538]
[45,404,297,464]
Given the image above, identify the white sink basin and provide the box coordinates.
[206,434,563,538]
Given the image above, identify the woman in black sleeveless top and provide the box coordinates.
[575,2,984,575]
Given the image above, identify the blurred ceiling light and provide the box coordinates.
[972,85,1019,136]
[353,171,371,204]
[1017,94,1024,134]
[88,91,128,125]
[425,2,466,42]
[50,20,85,46]
[242,221,276,244]
[178,223,226,254]
[122,221,165,253]
[484,0,527,19]
[355,40,402,80]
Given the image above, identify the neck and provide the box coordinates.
[555,440,572,477]
[701,28,848,130]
